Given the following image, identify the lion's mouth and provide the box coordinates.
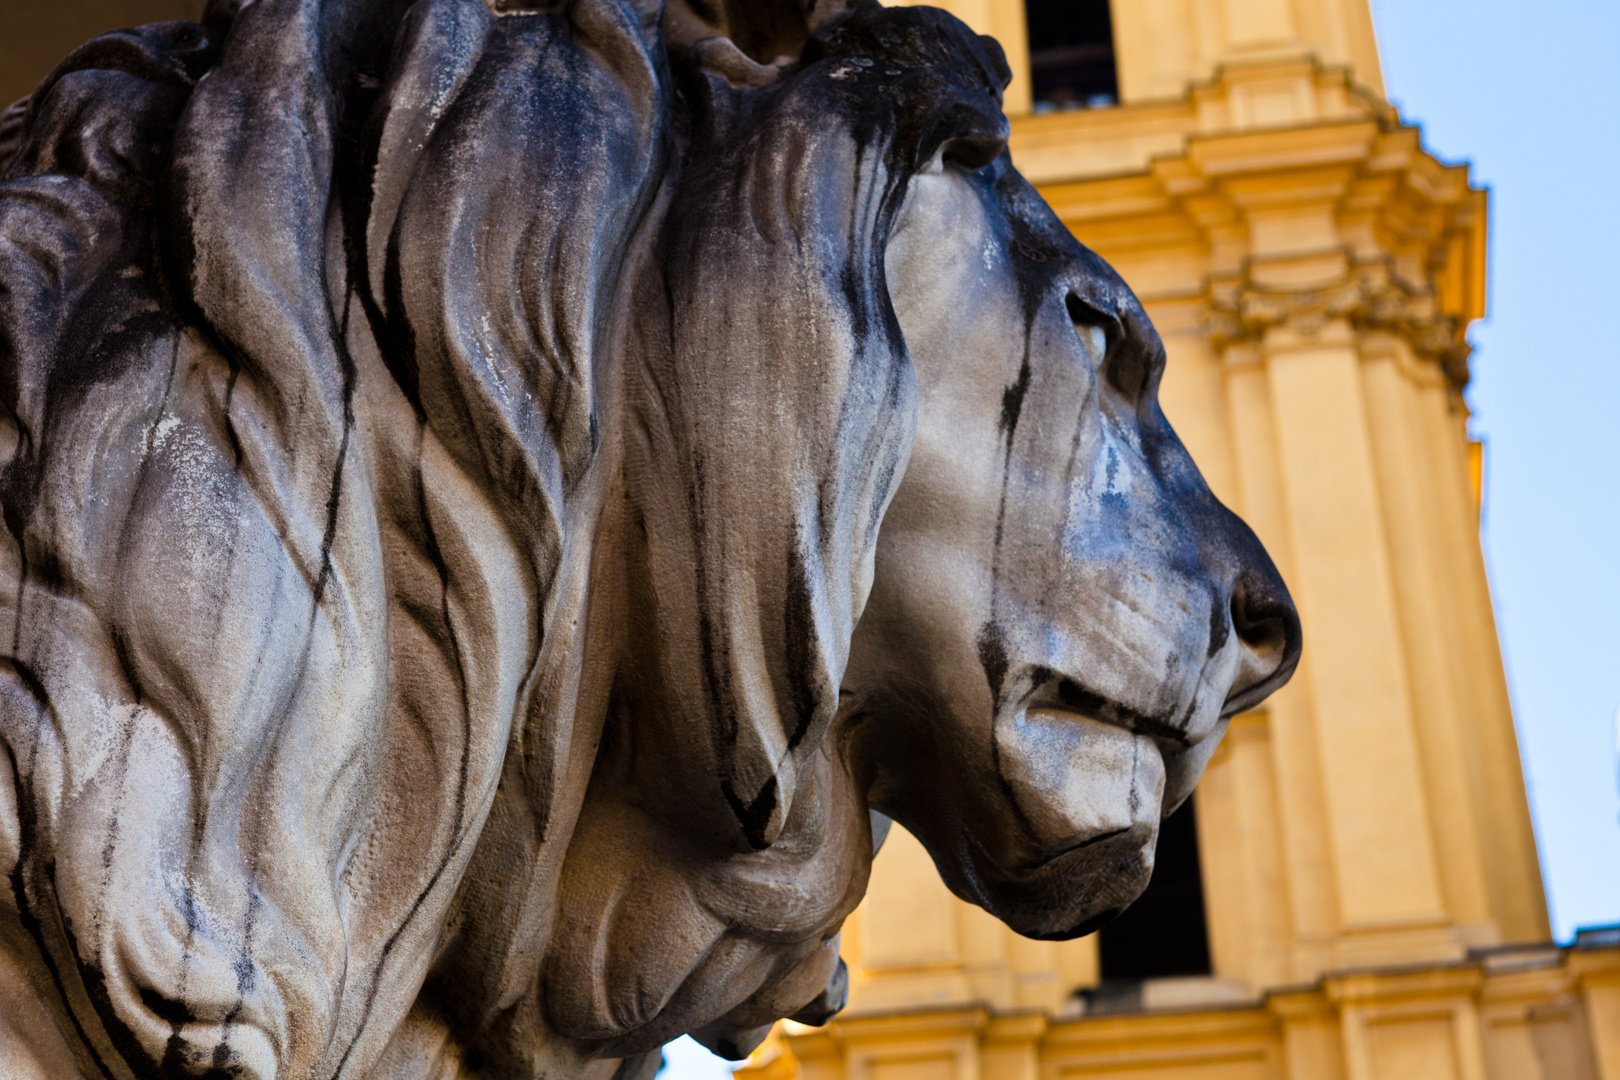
[1052,677,1193,747]
[992,698,1168,864]
[1038,823,1133,861]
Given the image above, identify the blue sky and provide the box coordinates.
[1369,0,1620,940]
[659,5,1620,1077]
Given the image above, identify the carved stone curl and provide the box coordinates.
[1206,257,1472,389]
[0,1,1300,1077]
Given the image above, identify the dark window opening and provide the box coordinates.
[1024,0,1118,112]
[1097,797,1212,981]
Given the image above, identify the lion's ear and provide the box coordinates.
[805,4,1010,173]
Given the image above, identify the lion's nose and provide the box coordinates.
[1221,562,1302,718]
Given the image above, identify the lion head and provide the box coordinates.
[0,1,1296,1077]
[443,5,1296,1070]
[856,134,1299,943]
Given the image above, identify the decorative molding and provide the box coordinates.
[1206,256,1472,390]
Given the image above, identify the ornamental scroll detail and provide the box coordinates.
[1207,257,1473,390]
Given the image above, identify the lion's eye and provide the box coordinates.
[1065,293,1109,374]
[1075,322,1108,372]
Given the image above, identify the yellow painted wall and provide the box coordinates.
[759,951,1618,1080]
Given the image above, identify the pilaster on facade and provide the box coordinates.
[1478,947,1608,1080]
[1568,948,1620,1080]
[1268,988,1348,1080]
[1325,966,1489,1080]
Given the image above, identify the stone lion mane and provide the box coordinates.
[0,0,1301,1076]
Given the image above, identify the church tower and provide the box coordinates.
[742,1,1620,1078]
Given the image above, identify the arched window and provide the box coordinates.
[1024,0,1118,111]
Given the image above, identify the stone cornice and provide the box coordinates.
[1017,56,1486,396]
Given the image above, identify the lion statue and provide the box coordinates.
[0,0,1300,1076]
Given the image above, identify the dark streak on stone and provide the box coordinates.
[1206,590,1229,659]
[330,849,462,1079]
[998,348,1030,442]
[220,363,243,470]
[1056,677,1190,747]
[63,897,168,1079]
[106,625,147,709]
[330,420,478,1080]
[977,622,1046,847]
[783,541,819,753]
[378,225,425,421]
[9,549,27,655]
[975,622,1008,705]
[3,684,119,1080]
[311,289,359,612]
[1127,738,1140,817]
[414,417,474,837]
[720,775,778,852]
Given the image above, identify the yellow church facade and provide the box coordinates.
[0,1,1614,1077]
[742,1,1620,1079]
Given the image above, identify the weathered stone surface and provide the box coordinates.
[0,1,1299,1076]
